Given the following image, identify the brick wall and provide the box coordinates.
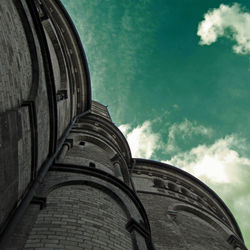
[0,0,51,230]
[4,167,151,249]
[138,193,186,250]
[24,185,133,250]
[0,0,33,226]
[138,193,234,250]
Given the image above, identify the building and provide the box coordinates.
[0,0,247,249]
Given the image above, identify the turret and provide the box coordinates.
[131,159,247,250]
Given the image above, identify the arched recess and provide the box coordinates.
[72,121,128,159]
[23,179,150,250]
[74,133,116,155]
[63,132,130,184]
[168,203,237,249]
[47,180,132,217]
[77,115,132,165]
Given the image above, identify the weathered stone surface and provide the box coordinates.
[24,185,133,250]
[0,0,247,250]
[0,1,32,113]
[18,106,32,198]
[138,193,233,250]
[0,110,19,226]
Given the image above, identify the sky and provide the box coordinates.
[61,0,250,247]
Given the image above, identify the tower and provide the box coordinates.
[0,0,247,249]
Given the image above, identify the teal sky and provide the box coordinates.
[62,0,250,247]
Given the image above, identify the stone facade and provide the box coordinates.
[132,160,246,249]
[0,0,247,249]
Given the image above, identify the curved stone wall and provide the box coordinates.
[6,166,152,249]
[24,185,133,250]
[0,0,91,243]
[132,159,246,250]
[0,0,32,114]
[56,112,132,185]
[0,0,41,228]
[0,0,247,249]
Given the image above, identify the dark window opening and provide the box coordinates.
[153,179,165,189]
[79,141,85,146]
[89,162,96,168]
[168,182,178,192]
[180,187,189,196]
[56,89,68,102]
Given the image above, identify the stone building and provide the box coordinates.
[0,0,247,249]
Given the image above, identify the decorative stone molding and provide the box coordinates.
[227,235,247,250]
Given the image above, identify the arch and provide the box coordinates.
[46,180,132,219]
[153,178,165,189]
[32,166,153,249]
[168,182,179,192]
[26,181,135,249]
[67,132,130,184]
[180,187,190,196]
[78,115,132,165]
[74,133,115,155]
[73,122,126,157]
[168,203,233,239]
[134,158,243,240]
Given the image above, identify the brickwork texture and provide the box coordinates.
[24,185,133,250]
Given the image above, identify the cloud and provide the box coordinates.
[120,119,213,158]
[232,194,250,241]
[119,121,160,159]
[167,135,250,184]
[120,120,250,245]
[166,119,212,153]
[118,124,131,135]
[197,3,250,55]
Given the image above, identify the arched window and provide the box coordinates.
[180,187,189,195]
[168,182,179,192]
[153,179,165,189]
[89,162,96,168]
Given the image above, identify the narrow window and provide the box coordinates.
[89,162,96,168]
[180,187,189,196]
[168,182,178,192]
[153,179,165,189]
[79,141,85,146]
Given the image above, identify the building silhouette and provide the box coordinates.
[0,0,247,249]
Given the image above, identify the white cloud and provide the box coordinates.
[233,193,250,215]
[197,3,250,55]
[119,121,160,159]
[167,135,250,184]
[118,124,131,135]
[120,120,250,244]
[233,194,250,229]
[120,120,249,185]
[166,119,212,153]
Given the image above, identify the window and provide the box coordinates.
[89,162,96,168]
[153,179,165,189]
[168,182,179,192]
[180,187,189,196]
